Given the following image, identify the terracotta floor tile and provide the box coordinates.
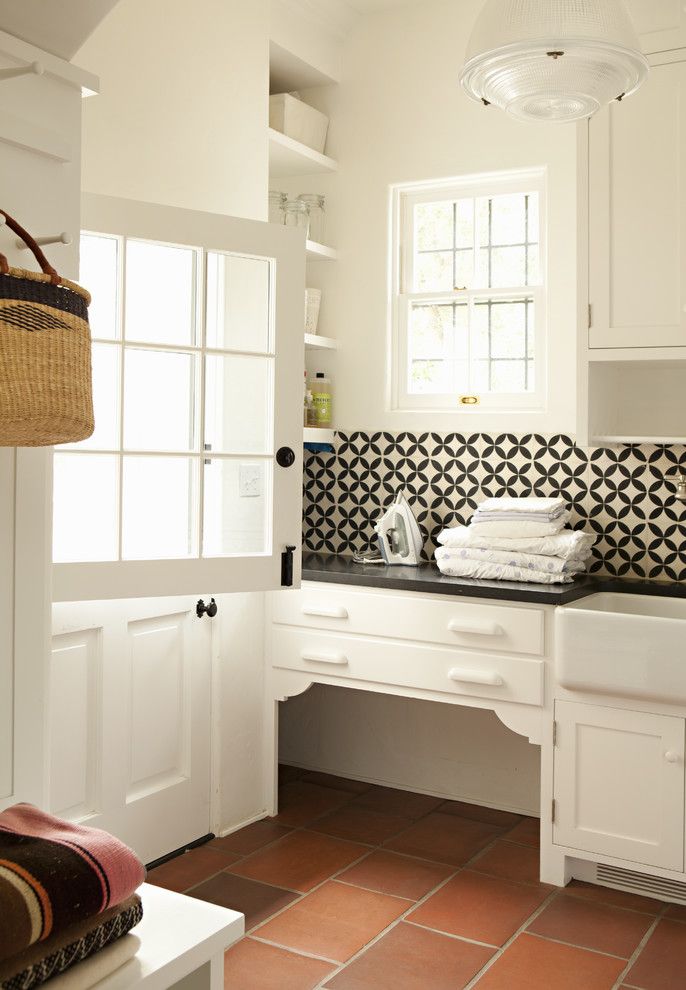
[503,816,540,848]
[408,870,550,946]
[300,771,372,794]
[471,839,543,885]
[338,850,453,901]
[625,919,686,989]
[528,893,654,958]
[223,937,335,989]
[473,933,625,989]
[279,764,305,786]
[189,872,299,930]
[665,903,686,923]
[385,812,501,866]
[350,785,443,819]
[438,800,523,829]
[208,820,292,857]
[274,781,353,827]
[311,805,413,846]
[324,920,494,990]
[255,880,410,963]
[147,847,240,893]
[565,879,662,915]
[230,830,368,892]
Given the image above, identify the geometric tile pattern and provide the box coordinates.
[303,432,686,580]
[149,767,682,990]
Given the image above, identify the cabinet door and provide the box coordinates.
[589,54,686,348]
[626,0,686,54]
[554,701,685,871]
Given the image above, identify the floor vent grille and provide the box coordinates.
[596,863,686,904]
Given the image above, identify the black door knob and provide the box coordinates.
[196,597,218,618]
[276,446,296,468]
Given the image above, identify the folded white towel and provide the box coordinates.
[467,513,572,539]
[435,555,576,585]
[435,545,589,576]
[436,526,596,561]
[475,496,567,517]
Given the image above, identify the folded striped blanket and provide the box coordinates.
[0,805,145,963]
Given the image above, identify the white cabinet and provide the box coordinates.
[588,51,686,350]
[553,701,685,872]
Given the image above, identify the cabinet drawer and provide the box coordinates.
[271,627,545,707]
[272,586,545,656]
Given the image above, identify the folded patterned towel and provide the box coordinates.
[435,545,588,576]
[0,896,142,990]
[0,805,145,963]
[435,555,576,584]
[436,526,596,561]
[467,513,572,539]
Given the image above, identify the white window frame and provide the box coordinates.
[391,168,547,414]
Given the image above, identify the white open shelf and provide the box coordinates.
[306,239,337,262]
[269,128,338,178]
[305,333,338,351]
[304,428,335,444]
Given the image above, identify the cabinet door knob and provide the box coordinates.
[665,750,681,764]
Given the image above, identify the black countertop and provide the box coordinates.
[301,552,686,606]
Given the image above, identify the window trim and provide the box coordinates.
[390,168,548,414]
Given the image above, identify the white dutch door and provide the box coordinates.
[51,194,304,863]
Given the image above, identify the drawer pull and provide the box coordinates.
[302,606,349,619]
[448,667,504,687]
[448,619,503,637]
[301,651,349,665]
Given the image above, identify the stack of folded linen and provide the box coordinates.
[435,497,595,585]
[0,804,145,990]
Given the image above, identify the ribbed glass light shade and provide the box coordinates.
[460,0,649,122]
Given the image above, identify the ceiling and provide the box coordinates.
[346,0,425,12]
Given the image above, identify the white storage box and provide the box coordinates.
[269,94,329,154]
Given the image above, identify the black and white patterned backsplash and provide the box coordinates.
[303,431,686,580]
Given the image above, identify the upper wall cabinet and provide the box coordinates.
[627,0,686,54]
[588,50,686,350]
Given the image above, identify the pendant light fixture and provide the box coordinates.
[460,0,649,123]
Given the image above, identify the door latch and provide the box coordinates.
[196,597,218,618]
[281,545,297,587]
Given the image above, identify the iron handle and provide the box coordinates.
[196,597,218,618]
[276,446,296,468]
[448,667,504,687]
[448,619,503,637]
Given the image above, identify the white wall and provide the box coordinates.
[77,0,270,220]
[280,685,540,816]
[285,0,578,435]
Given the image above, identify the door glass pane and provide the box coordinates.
[206,253,272,353]
[80,234,119,340]
[125,240,196,345]
[124,349,196,451]
[53,454,118,562]
[64,342,120,451]
[122,456,196,559]
[203,458,270,556]
[204,354,272,454]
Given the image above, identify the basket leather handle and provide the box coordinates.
[0,209,61,285]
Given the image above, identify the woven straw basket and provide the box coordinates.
[0,209,93,446]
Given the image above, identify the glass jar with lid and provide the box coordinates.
[268,190,286,225]
[284,199,309,231]
[298,193,326,244]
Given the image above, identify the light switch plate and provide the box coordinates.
[239,463,262,497]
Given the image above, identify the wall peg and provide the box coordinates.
[0,61,44,82]
[16,232,72,250]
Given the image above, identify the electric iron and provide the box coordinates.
[353,489,423,566]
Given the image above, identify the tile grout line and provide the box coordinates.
[524,928,635,961]
[313,820,545,988]
[609,904,669,990]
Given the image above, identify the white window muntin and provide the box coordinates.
[391,168,547,413]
